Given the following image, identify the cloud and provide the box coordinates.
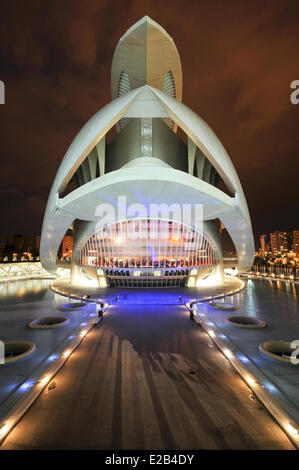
[0,0,298,242]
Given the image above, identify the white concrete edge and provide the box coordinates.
[241,272,299,285]
[50,281,111,307]
[0,275,55,284]
[186,276,246,308]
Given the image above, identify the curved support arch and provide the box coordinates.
[41,85,254,274]
[8,264,28,277]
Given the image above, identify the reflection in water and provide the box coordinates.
[292,283,297,297]
[264,278,298,297]
[0,279,52,305]
[243,278,299,330]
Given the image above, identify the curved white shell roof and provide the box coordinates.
[111,16,182,102]
[40,85,254,274]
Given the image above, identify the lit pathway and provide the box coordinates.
[1,303,294,450]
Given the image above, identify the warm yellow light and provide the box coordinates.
[0,423,9,438]
[98,277,107,288]
[63,350,71,358]
[286,422,298,435]
[223,348,233,359]
[246,376,256,387]
[187,276,196,287]
[196,265,223,287]
[80,329,87,337]
[72,271,99,287]
[40,375,50,386]
[56,267,71,278]
[208,329,215,338]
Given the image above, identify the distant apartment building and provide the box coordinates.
[35,235,41,252]
[61,235,73,258]
[7,234,28,252]
[270,231,289,253]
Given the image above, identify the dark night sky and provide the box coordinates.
[0,0,298,247]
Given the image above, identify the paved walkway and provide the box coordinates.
[0,280,96,422]
[1,302,294,450]
[197,278,299,427]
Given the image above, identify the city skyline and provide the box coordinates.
[0,6,298,453]
[0,0,298,245]
[2,226,298,261]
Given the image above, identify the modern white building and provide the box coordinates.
[40,16,254,288]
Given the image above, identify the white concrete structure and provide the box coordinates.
[0,263,52,282]
[40,16,254,288]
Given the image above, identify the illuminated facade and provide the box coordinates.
[40,17,254,288]
[260,234,270,254]
[78,219,218,287]
[292,230,299,255]
[0,262,52,282]
[61,235,73,259]
[270,231,290,253]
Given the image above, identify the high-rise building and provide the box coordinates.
[259,234,270,253]
[270,231,289,253]
[293,230,299,255]
[40,17,254,288]
[62,236,73,258]
[6,234,28,252]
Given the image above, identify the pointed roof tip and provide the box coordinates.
[119,16,173,43]
[111,17,182,102]
[140,15,166,29]
[141,15,153,22]
[127,15,160,29]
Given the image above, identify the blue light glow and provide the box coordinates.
[19,381,35,391]
[48,354,59,362]
[262,383,277,393]
[238,354,250,364]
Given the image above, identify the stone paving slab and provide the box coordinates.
[0,279,96,422]
[194,278,299,428]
